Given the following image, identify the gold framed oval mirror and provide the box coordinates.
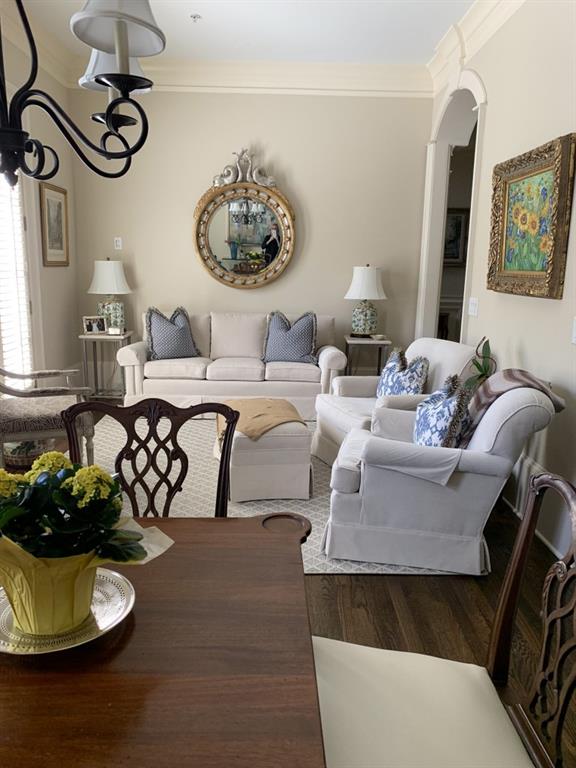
[193,150,295,289]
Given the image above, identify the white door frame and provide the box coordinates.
[415,69,487,340]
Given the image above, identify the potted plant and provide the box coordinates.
[465,337,497,392]
[0,451,153,636]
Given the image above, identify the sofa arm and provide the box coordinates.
[371,408,416,441]
[117,341,148,367]
[332,375,379,397]
[116,341,147,396]
[375,393,429,410]
[317,346,347,394]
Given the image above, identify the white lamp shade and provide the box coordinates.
[71,0,166,58]
[88,260,132,294]
[344,266,387,300]
[79,49,151,92]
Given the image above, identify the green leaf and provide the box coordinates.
[0,504,28,528]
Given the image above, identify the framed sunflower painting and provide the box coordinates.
[487,133,576,298]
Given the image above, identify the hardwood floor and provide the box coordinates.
[305,502,553,685]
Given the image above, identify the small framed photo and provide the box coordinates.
[82,315,108,335]
[39,182,69,267]
[443,208,469,266]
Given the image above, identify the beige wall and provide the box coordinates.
[3,39,79,372]
[69,90,431,351]
[451,0,576,551]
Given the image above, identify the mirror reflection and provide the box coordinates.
[208,198,282,275]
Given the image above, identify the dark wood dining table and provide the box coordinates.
[0,514,326,768]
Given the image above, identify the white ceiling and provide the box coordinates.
[25,0,474,65]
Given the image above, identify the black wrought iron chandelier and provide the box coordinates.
[0,0,165,187]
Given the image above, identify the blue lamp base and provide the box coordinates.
[351,300,377,337]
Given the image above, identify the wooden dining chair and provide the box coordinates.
[313,472,576,768]
[62,398,239,518]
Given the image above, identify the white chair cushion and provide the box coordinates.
[210,312,267,359]
[316,394,376,433]
[143,357,211,380]
[206,357,264,382]
[313,636,533,768]
[330,428,370,494]
[265,362,321,383]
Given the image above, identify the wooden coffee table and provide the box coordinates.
[0,514,325,768]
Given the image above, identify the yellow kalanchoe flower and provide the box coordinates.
[0,469,21,499]
[62,465,116,508]
[25,451,73,483]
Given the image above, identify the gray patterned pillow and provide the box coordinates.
[146,307,199,360]
[263,312,317,364]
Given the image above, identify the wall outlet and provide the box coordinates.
[113,237,122,250]
[468,297,479,317]
[572,317,576,345]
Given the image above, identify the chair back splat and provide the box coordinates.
[488,473,576,768]
[62,398,239,518]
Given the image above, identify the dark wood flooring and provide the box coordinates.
[305,503,553,694]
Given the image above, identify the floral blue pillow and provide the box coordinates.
[376,349,429,397]
[413,375,470,448]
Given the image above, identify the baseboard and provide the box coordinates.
[501,453,563,559]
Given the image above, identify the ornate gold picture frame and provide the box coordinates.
[193,150,295,289]
[487,133,575,299]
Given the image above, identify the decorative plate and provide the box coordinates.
[0,568,135,655]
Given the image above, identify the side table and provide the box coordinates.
[345,335,393,375]
[79,331,133,398]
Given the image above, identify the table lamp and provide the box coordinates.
[344,265,387,337]
[88,259,132,333]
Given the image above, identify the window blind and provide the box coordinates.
[0,177,33,384]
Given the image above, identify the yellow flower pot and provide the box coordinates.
[0,537,98,636]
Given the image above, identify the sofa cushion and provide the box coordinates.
[144,357,211,380]
[376,348,429,397]
[142,312,211,358]
[414,375,469,448]
[331,428,370,494]
[264,312,317,363]
[146,307,199,360]
[265,362,321,383]
[286,314,334,348]
[316,394,376,434]
[210,313,267,359]
[206,357,264,382]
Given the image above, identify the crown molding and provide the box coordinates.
[118,60,434,98]
[428,0,527,93]
[0,0,77,89]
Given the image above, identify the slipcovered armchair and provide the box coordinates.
[0,366,94,468]
[312,337,476,464]
[322,387,557,574]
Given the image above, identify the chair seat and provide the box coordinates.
[0,396,89,435]
[315,394,376,433]
[313,636,533,768]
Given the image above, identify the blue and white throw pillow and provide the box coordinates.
[146,307,199,360]
[263,312,317,364]
[413,375,470,448]
[376,349,429,397]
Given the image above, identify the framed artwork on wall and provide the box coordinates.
[443,208,469,266]
[487,133,576,299]
[39,182,69,267]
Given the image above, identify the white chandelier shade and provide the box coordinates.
[70,0,166,58]
[79,49,151,92]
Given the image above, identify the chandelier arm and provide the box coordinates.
[20,98,133,178]
[16,89,148,160]
[10,0,39,122]
[19,139,59,181]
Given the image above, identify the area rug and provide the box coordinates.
[92,416,439,575]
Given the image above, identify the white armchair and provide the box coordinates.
[312,337,476,464]
[322,387,557,574]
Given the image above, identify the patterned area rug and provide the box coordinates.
[93,416,438,575]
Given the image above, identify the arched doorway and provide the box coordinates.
[415,70,487,340]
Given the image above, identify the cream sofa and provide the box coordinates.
[117,312,347,420]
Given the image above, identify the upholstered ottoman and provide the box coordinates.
[227,421,312,502]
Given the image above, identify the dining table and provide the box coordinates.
[0,513,326,768]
